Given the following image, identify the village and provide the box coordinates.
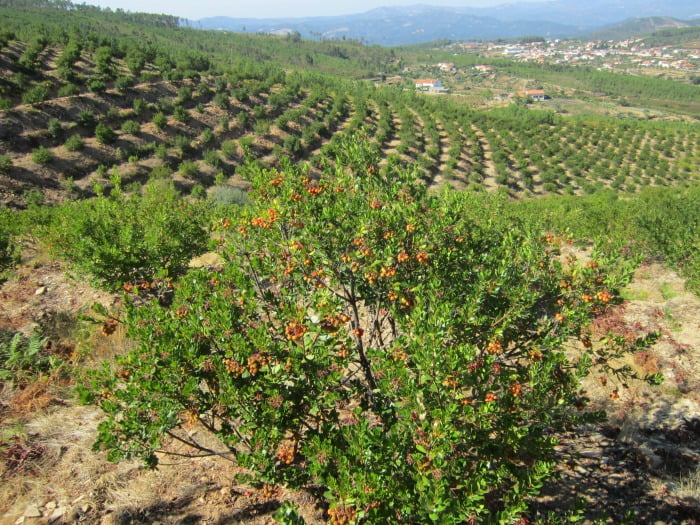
[455,37,700,74]
[406,35,699,109]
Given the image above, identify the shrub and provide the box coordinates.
[203,149,221,168]
[152,112,167,130]
[200,127,214,145]
[214,172,227,186]
[190,184,206,199]
[95,123,116,145]
[115,75,134,91]
[221,139,238,160]
[47,118,63,140]
[0,155,12,173]
[150,164,173,180]
[213,92,229,110]
[121,120,140,136]
[177,86,192,103]
[77,110,96,129]
[31,147,53,164]
[0,209,18,275]
[86,136,654,522]
[22,83,49,104]
[87,78,106,93]
[64,134,84,152]
[132,98,147,116]
[178,160,199,178]
[173,105,190,123]
[44,180,208,290]
[207,185,247,207]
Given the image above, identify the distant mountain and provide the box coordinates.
[581,17,696,41]
[459,0,700,28]
[193,0,700,45]
[195,7,579,45]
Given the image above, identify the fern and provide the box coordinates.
[0,331,51,382]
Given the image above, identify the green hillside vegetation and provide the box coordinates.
[1,2,700,523]
[582,17,695,42]
[497,62,700,116]
[0,36,697,206]
[640,23,700,47]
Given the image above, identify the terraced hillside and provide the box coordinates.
[1,38,698,207]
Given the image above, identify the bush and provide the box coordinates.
[44,180,208,291]
[121,120,140,135]
[178,160,198,178]
[0,209,18,275]
[47,118,63,140]
[132,98,146,116]
[149,164,173,180]
[203,149,221,168]
[190,184,206,199]
[86,136,654,522]
[64,134,84,152]
[115,75,134,91]
[221,140,237,160]
[0,155,12,173]
[152,111,167,130]
[22,83,49,104]
[87,78,106,93]
[173,105,190,123]
[31,146,53,164]
[95,123,116,145]
[200,127,214,145]
[208,185,248,207]
[77,110,96,129]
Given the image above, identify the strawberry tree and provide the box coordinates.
[85,134,654,523]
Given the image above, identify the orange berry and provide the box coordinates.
[487,340,502,355]
[285,322,308,341]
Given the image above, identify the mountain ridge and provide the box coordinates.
[192,0,700,45]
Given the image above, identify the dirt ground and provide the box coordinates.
[1,251,699,524]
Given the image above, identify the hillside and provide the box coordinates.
[581,16,696,41]
[196,7,579,46]
[0,36,698,208]
[194,0,700,45]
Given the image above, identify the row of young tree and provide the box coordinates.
[1,38,697,208]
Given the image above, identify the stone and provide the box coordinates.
[44,501,57,511]
[49,507,65,522]
[14,517,25,525]
[23,505,42,518]
[34,286,47,296]
[579,448,603,459]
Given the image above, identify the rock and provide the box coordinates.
[579,448,603,459]
[639,443,663,469]
[44,501,57,511]
[23,505,42,518]
[34,286,47,296]
[48,507,65,522]
[14,517,25,525]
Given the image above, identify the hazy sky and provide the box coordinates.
[79,0,548,20]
